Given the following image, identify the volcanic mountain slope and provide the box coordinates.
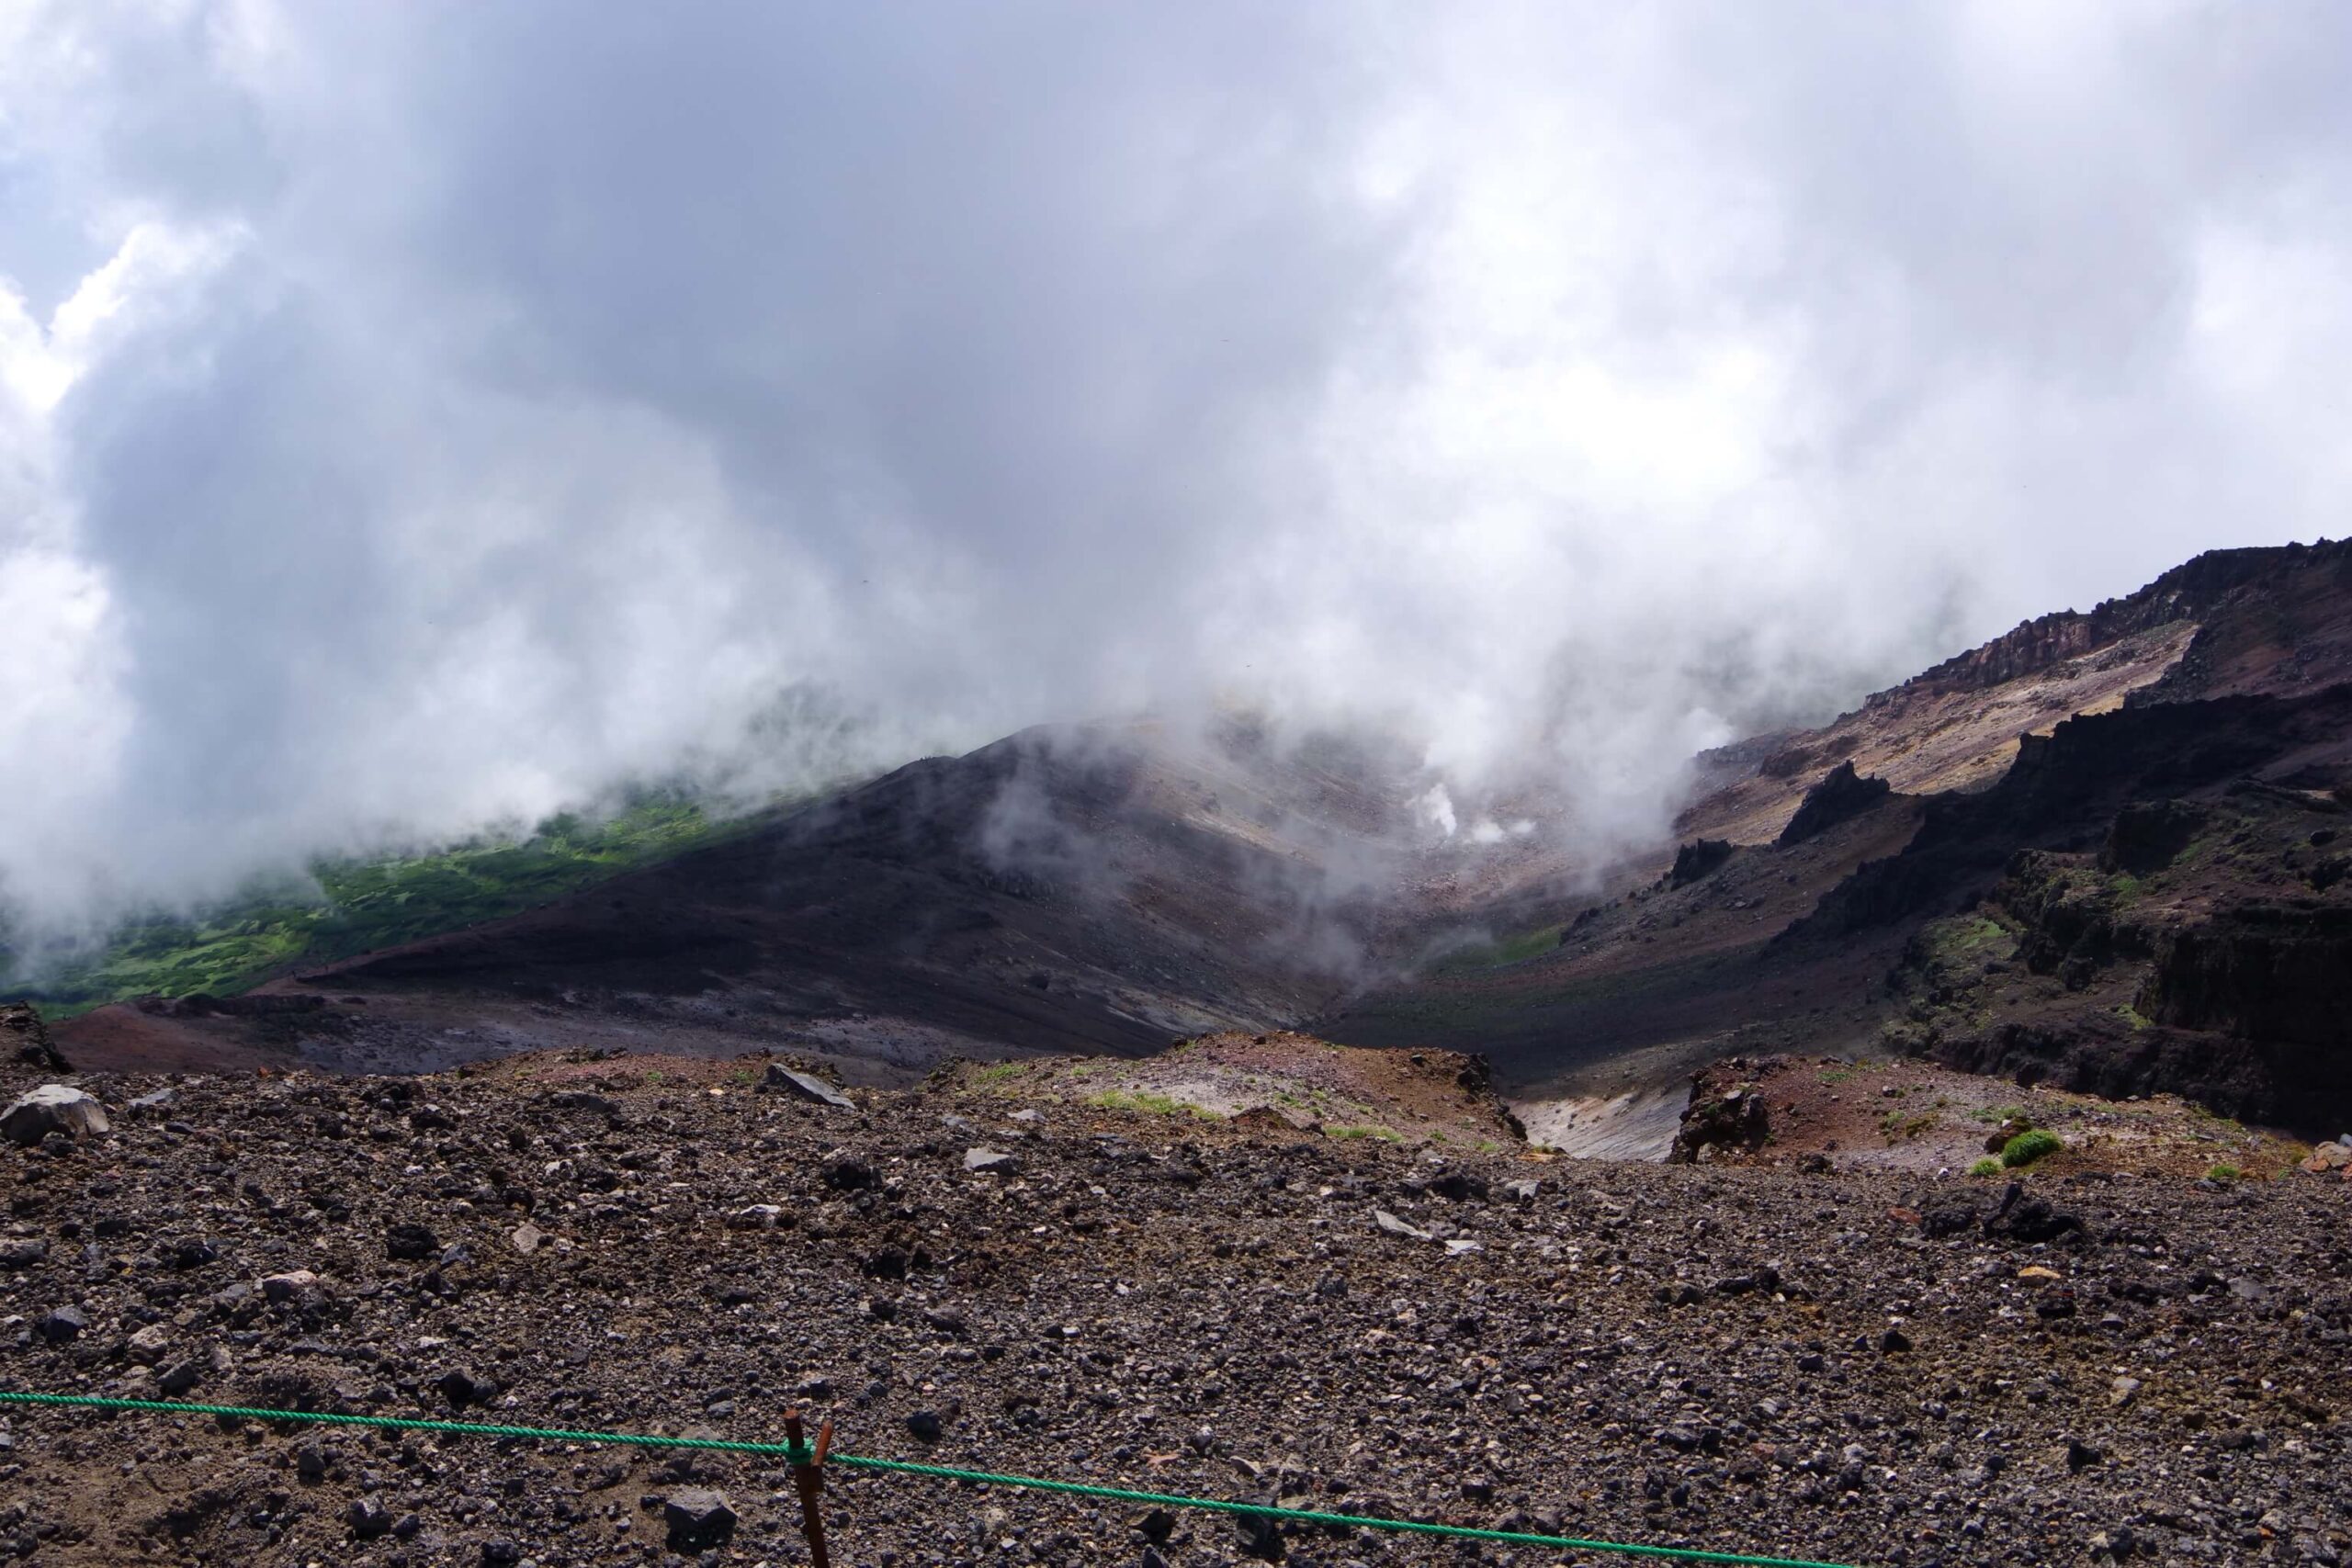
[0,1037,2346,1566]
[51,537,2352,1125]
[58,718,1555,1081]
[1333,538,2352,1132]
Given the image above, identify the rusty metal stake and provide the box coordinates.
[786,1408,834,1568]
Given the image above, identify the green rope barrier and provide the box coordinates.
[0,1390,1860,1567]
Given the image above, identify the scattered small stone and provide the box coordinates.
[436,1368,501,1408]
[385,1223,439,1261]
[157,1357,207,1396]
[662,1489,737,1551]
[1372,1209,1430,1241]
[820,1154,882,1190]
[962,1146,1021,1175]
[1233,1496,1283,1561]
[345,1498,394,1539]
[260,1269,322,1304]
[35,1304,87,1343]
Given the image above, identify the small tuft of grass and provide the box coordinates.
[1968,1156,2004,1178]
[1881,1110,1936,1142]
[642,1069,666,1087]
[1325,1122,1403,1143]
[1086,1089,1216,1120]
[975,1062,1024,1083]
[2205,1163,2242,1183]
[2000,1129,2063,1168]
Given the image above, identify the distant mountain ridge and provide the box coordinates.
[45,537,2352,1132]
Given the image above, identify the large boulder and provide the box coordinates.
[1668,1083,1770,1164]
[2,1085,109,1145]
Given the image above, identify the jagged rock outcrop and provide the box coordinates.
[1905,538,2352,697]
[1775,761,1891,848]
[2138,909,2352,1049]
[2,1003,71,1072]
[1667,1079,1769,1163]
[1665,839,1736,888]
[2098,800,2209,876]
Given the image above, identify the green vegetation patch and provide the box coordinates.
[1324,1122,1403,1143]
[1967,1156,2005,1178]
[2000,1128,2064,1168]
[1085,1089,1217,1120]
[1922,914,2017,964]
[4,795,742,1018]
[1428,923,1567,976]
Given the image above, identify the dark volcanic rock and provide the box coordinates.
[384,1223,439,1261]
[1668,1082,1770,1164]
[1777,761,1893,848]
[1,1003,72,1072]
[2099,799,2210,875]
[662,1489,737,1551]
[1667,838,1736,888]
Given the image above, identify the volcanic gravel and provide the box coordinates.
[1,1056,2347,1567]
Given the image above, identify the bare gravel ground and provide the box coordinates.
[0,1050,2347,1568]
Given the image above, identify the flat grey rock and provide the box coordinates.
[764,1065,855,1110]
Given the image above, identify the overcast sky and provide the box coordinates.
[5,1,2351,926]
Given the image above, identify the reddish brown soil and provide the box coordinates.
[1680,1054,2313,1180]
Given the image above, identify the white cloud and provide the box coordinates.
[3,0,2351,927]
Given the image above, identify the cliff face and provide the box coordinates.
[1905,537,2352,697]
[1347,540,2352,1130]
[1876,703,2352,1130]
